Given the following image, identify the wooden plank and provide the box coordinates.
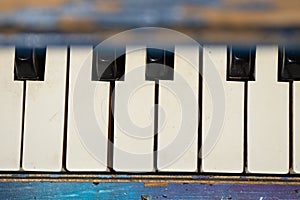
[2,174,300,185]
[0,0,299,44]
[0,0,300,30]
[0,182,300,199]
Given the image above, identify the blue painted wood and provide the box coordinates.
[0,0,287,29]
[0,182,300,199]
[0,0,299,45]
[0,0,256,29]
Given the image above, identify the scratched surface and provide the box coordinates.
[0,0,299,29]
[0,182,300,199]
[0,0,299,44]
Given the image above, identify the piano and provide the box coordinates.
[1,39,300,173]
[1,0,300,199]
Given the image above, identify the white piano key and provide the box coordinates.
[293,82,300,173]
[22,47,67,171]
[248,45,289,174]
[157,45,199,172]
[66,46,110,171]
[113,46,155,172]
[202,46,244,173]
[0,47,23,171]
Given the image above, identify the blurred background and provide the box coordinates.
[0,0,300,45]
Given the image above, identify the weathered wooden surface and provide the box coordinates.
[1,173,300,199]
[0,0,300,44]
[1,0,300,29]
[2,174,300,185]
[1,182,300,199]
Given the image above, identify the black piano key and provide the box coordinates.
[227,46,255,81]
[146,48,164,81]
[279,46,300,81]
[92,47,115,81]
[115,47,126,81]
[14,47,46,81]
[164,49,175,80]
[145,48,174,81]
[92,47,126,81]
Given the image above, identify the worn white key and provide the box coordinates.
[248,45,289,174]
[157,45,199,172]
[22,47,67,171]
[113,46,155,172]
[202,46,244,173]
[0,47,23,171]
[66,46,110,171]
[293,82,300,173]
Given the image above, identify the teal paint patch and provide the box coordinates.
[114,174,131,178]
[11,174,29,178]
[49,174,61,178]
[192,175,209,179]
[97,175,113,179]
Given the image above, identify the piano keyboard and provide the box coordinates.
[0,44,299,175]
